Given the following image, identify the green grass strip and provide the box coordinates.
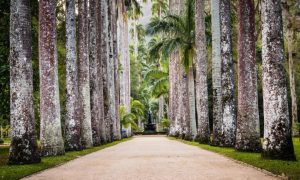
[169,137,300,180]
[0,138,132,180]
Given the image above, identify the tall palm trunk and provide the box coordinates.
[168,0,184,138]
[99,0,108,143]
[78,0,93,148]
[220,0,236,147]
[101,0,111,142]
[261,0,295,160]
[89,0,102,146]
[236,0,261,152]
[195,0,210,144]
[112,0,121,140]
[39,0,65,156]
[118,1,132,137]
[188,66,197,139]
[65,0,82,151]
[287,29,299,136]
[9,0,40,164]
[211,0,223,146]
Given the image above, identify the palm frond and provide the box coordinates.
[144,69,168,81]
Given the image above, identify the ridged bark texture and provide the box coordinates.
[78,0,93,148]
[211,0,223,146]
[39,0,65,156]
[89,0,102,146]
[9,0,41,164]
[261,0,295,160]
[195,0,210,144]
[220,0,236,147]
[65,0,83,151]
[236,0,261,152]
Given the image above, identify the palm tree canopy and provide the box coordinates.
[146,0,195,70]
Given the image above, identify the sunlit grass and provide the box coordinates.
[170,137,300,180]
[0,138,132,180]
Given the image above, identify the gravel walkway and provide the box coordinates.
[24,136,277,180]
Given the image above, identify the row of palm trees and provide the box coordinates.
[148,0,295,160]
[9,0,133,164]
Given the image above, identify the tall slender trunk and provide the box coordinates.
[78,0,93,148]
[101,0,111,142]
[236,0,261,152]
[195,0,210,144]
[107,0,118,141]
[287,29,298,136]
[211,0,223,146]
[220,0,236,147]
[168,0,184,138]
[98,0,109,143]
[65,0,83,151]
[89,0,101,146]
[39,0,65,156]
[188,67,197,139]
[9,0,40,164]
[261,0,295,160]
[112,0,121,140]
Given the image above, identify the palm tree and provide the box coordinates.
[235,0,261,152]
[9,0,40,164]
[89,0,102,146]
[78,0,93,148]
[65,0,83,151]
[261,0,295,160]
[210,0,223,146]
[195,0,210,144]
[282,1,299,136]
[219,0,236,147]
[151,0,168,18]
[146,0,197,139]
[39,0,65,156]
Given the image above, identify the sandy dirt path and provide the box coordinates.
[24,136,277,180]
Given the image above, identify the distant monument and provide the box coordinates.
[144,112,156,132]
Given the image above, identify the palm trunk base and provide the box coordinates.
[9,135,41,165]
[262,137,295,160]
[235,138,261,152]
[195,134,210,144]
[41,145,65,157]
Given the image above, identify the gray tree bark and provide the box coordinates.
[112,0,121,140]
[211,0,223,146]
[39,0,65,156]
[78,0,93,148]
[236,0,261,152]
[65,0,83,151]
[107,0,118,141]
[89,0,102,146]
[261,0,295,160]
[98,0,107,143]
[168,0,184,138]
[195,0,210,144]
[220,0,236,147]
[9,0,41,164]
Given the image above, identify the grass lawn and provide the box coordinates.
[0,138,132,180]
[170,137,300,180]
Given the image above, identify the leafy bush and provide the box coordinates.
[0,138,4,144]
